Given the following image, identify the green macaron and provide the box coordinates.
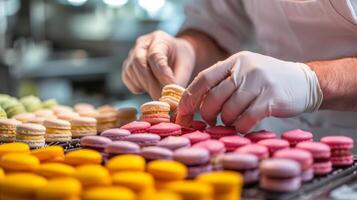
[20,95,43,112]
[42,98,59,109]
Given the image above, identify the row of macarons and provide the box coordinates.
[0,143,242,200]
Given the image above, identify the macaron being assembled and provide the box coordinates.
[125,133,161,147]
[112,171,154,195]
[16,123,46,148]
[70,116,97,138]
[159,84,185,110]
[95,112,117,133]
[164,181,213,200]
[157,136,191,150]
[148,122,182,137]
[0,142,30,157]
[257,139,289,156]
[192,139,226,156]
[140,101,171,124]
[245,130,276,143]
[173,147,212,178]
[75,164,111,188]
[296,141,332,175]
[281,129,313,147]
[82,186,135,200]
[105,141,141,157]
[141,146,173,161]
[31,145,64,162]
[116,107,137,127]
[235,144,269,160]
[219,136,251,152]
[80,135,112,152]
[221,153,259,184]
[182,131,211,145]
[121,121,151,133]
[36,177,81,200]
[205,125,237,139]
[1,153,40,172]
[106,154,146,173]
[44,118,72,142]
[320,136,354,166]
[259,158,301,192]
[100,128,130,141]
[64,149,102,166]
[36,163,75,179]
[0,118,21,143]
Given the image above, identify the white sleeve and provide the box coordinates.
[180,0,253,54]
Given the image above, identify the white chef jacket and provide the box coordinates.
[180,0,357,143]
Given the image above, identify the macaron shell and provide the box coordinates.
[244,130,276,143]
[173,147,210,166]
[260,176,301,192]
[16,123,46,135]
[182,131,211,144]
[296,141,331,159]
[273,148,313,170]
[221,153,259,170]
[320,136,354,150]
[120,121,151,133]
[219,136,251,151]
[235,144,269,160]
[313,161,332,175]
[157,136,191,150]
[257,139,289,155]
[192,140,226,156]
[205,126,237,139]
[148,122,182,137]
[141,146,173,161]
[259,158,301,178]
[105,141,141,155]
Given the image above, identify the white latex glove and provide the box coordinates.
[122,31,195,100]
[176,51,323,133]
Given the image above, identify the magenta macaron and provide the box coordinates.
[105,141,141,157]
[147,122,181,137]
[192,139,226,156]
[80,135,112,152]
[120,121,151,133]
[235,144,269,161]
[182,131,210,145]
[204,125,237,139]
[281,129,313,147]
[257,139,289,156]
[100,128,131,141]
[141,146,173,161]
[244,130,276,143]
[219,136,251,152]
[320,136,354,167]
[125,133,161,147]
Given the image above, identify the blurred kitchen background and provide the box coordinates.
[0,0,188,107]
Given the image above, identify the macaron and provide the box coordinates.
[56,112,80,121]
[97,104,117,113]
[75,164,111,188]
[139,192,181,200]
[42,99,58,109]
[0,118,21,143]
[52,105,74,114]
[221,153,259,184]
[31,145,64,162]
[141,146,173,161]
[164,181,213,200]
[82,186,135,200]
[64,149,102,166]
[80,135,112,152]
[77,109,99,118]
[0,106,7,119]
[147,160,188,181]
[245,130,276,143]
[192,139,226,156]
[182,131,210,145]
[219,136,251,152]
[44,118,72,142]
[173,147,212,179]
[281,129,313,147]
[2,98,26,118]
[296,141,332,175]
[105,141,141,157]
[125,133,161,147]
[205,125,237,139]
[148,122,182,137]
[1,153,40,172]
[0,173,47,199]
[235,144,269,160]
[116,107,137,127]
[95,112,117,133]
[320,136,354,166]
[112,171,154,195]
[157,136,191,150]
[13,112,36,123]
[0,142,30,157]
[140,101,170,124]
[16,123,46,148]
[257,139,289,156]
[274,148,314,182]
[74,103,95,112]
[34,109,55,118]
[259,158,301,192]
[121,121,151,133]
[106,154,146,173]
[190,120,207,131]
[36,177,81,200]
[100,128,130,141]
[20,95,43,112]
[36,163,75,178]
[159,84,185,110]
[70,116,97,138]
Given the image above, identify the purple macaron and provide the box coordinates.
[157,136,191,150]
[80,135,112,152]
[100,128,131,141]
[141,146,173,161]
[124,133,161,147]
[105,141,141,158]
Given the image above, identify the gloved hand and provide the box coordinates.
[176,51,323,133]
[122,31,195,100]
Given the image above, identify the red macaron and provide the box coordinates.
[244,130,276,143]
[281,129,313,147]
[205,126,237,139]
[320,136,354,167]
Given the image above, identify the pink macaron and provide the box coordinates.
[245,130,276,143]
[141,146,173,161]
[80,136,112,152]
[147,122,181,137]
[204,126,237,139]
[257,139,289,156]
[120,121,151,134]
[281,129,313,147]
[235,144,269,160]
[105,141,141,157]
[124,133,161,147]
[181,120,207,134]
[192,139,226,156]
[182,131,211,145]
[100,128,131,141]
[320,136,354,167]
[219,136,251,152]
[157,136,191,150]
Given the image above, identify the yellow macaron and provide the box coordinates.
[36,162,75,179]
[82,186,136,200]
[31,146,64,162]
[112,171,154,194]
[36,177,82,200]
[1,153,40,172]
[64,149,102,166]
[159,84,185,110]
[0,142,30,157]
[106,154,145,173]
[0,168,4,179]
[164,181,213,200]
[75,164,111,188]
[147,160,187,181]
[139,192,181,200]
[0,173,47,199]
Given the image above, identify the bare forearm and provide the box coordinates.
[307,57,357,110]
[178,29,229,77]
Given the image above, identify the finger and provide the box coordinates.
[199,76,236,126]
[147,38,176,85]
[221,89,256,125]
[122,57,144,93]
[176,60,234,127]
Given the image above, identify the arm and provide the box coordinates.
[307,57,357,110]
